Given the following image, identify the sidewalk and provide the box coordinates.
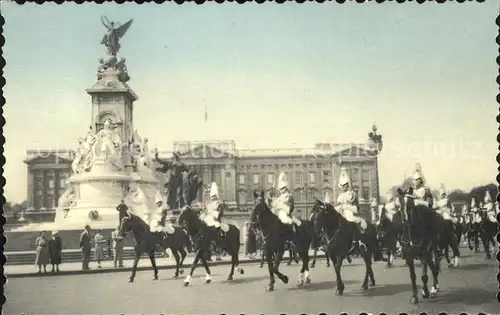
[5,251,326,278]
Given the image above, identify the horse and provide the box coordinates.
[477,210,498,259]
[177,206,244,286]
[308,210,330,268]
[312,199,378,295]
[395,187,441,304]
[435,215,461,268]
[464,215,480,252]
[250,194,314,291]
[118,210,191,282]
[117,211,160,282]
[376,206,403,268]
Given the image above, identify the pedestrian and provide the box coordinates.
[94,229,106,268]
[111,226,124,268]
[48,230,62,272]
[34,231,50,274]
[79,225,91,270]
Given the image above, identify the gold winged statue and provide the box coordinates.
[100,16,134,56]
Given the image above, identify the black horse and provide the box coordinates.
[312,199,379,295]
[376,206,403,268]
[118,210,190,282]
[250,195,314,291]
[436,215,461,268]
[477,210,498,259]
[308,210,330,268]
[177,206,244,286]
[395,187,441,304]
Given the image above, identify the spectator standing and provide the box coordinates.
[111,226,124,268]
[79,225,91,270]
[94,229,106,268]
[49,230,62,272]
[35,231,50,274]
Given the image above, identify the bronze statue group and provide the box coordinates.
[114,156,499,305]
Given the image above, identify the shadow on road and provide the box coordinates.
[452,262,494,271]
[424,287,496,306]
[220,275,269,285]
[348,283,411,297]
[287,279,357,292]
[158,273,221,281]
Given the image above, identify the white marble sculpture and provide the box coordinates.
[126,183,150,223]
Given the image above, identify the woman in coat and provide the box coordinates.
[35,231,50,273]
[49,231,62,272]
[94,230,106,268]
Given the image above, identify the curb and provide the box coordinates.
[6,255,327,278]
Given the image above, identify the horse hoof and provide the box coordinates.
[310,264,315,269]
[411,296,419,304]
[205,279,211,284]
[179,269,185,275]
[287,262,291,266]
[422,290,429,299]
[297,280,304,286]
[305,278,311,285]
[266,284,274,292]
[259,265,264,268]
[184,281,190,287]
[238,268,244,275]
[386,263,392,269]
[174,273,179,278]
[227,276,233,281]
[448,263,454,269]
[153,275,158,280]
[361,284,368,291]
[282,275,289,284]
[370,279,376,287]
[326,264,330,268]
[335,290,343,296]
[128,278,134,283]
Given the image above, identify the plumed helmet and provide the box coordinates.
[484,191,492,203]
[210,182,219,198]
[338,170,350,187]
[324,191,332,204]
[277,172,288,190]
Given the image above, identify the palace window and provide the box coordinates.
[308,171,316,183]
[238,174,245,185]
[362,187,370,200]
[295,172,302,185]
[34,190,43,210]
[293,189,302,202]
[225,172,231,178]
[237,190,247,205]
[323,170,330,177]
[252,174,260,185]
[267,173,274,185]
[45,194,54,209]
[35,171,44,190]
[362,168,370,182]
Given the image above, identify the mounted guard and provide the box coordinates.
[336,170,368,246]
[411,164,433,208]
[369,198,378,225]
[201,182,229,248]
[436,186,453,222]
[482,191,497,223]
[273,172,301,232]
[377,191,400,225]
[470,198,481,224]
[152,190,175,235]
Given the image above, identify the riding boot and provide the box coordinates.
[355,224,366,249]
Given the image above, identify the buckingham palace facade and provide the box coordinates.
[23,128,383,219]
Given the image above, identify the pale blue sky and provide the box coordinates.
[3,2,498,202]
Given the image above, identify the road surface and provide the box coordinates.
[5,251,498,315]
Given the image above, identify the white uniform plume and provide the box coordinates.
[274,172,301,227]
[202,182,222,228]
[336,170,367,230]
